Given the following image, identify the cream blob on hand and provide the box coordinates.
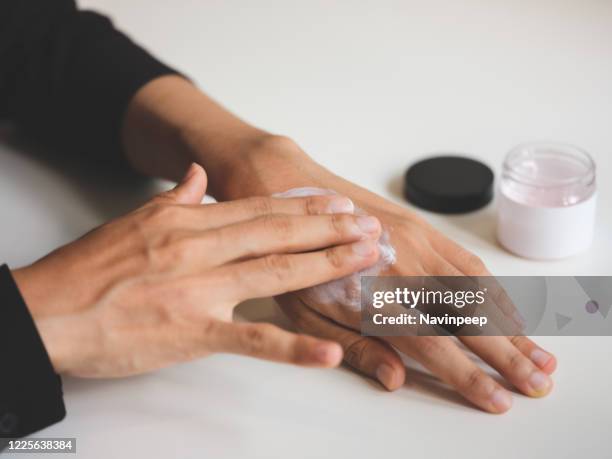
[497,142,597,260]
[273,187,396,310]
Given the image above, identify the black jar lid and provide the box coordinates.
[403,155,494,213]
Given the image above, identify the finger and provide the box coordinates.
[207,214,381,265]
[460,336,554,397]
[430,237,525,329]
[431,258,521,336]
[509,336,557,374]
[179,194,355,231]
[219,239,381,302]
[278,295,406,391]
[153,163,208,205]
[387,335,513,413]
[209,321,343,367]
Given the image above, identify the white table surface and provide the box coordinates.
[1,1,611,457]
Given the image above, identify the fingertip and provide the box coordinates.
[376,362,405,391]
[526,371,554,398]
[530,348,557,374]
[174,163,208,204]
[184,162,199,178]
[542,356,557,374]
[490,389,513,414]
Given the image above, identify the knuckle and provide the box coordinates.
[203,228,224,254]
[201,318,217,337]
[169,237,195,265]
[262,254,294,281]
[325,247,346,270]
[262,215,295,238]
[463,368,490,394]
[509,335,527,348]
[329,214,350,238]
[198,319,218,346]
[506,351,528,374]
[144,232,195,270]
[303,196,320,215]
[241,325,268,355]
[415,336,445,359]
[247,196,274,217]
[143,203,181,226]
[343,337,369,369]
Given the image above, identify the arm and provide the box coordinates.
[0,0,557,413]
[122,78,559,413]
[0,0,351,438]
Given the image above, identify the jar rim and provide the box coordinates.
[502,141,596,189]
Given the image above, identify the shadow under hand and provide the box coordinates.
[234,298,292,329]
[400,365,475,412]
[0,126,159,223]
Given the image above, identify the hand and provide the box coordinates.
[119,78,556,412]
[13,163,383,378]
[216,137,558,413]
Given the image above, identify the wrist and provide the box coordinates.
[210,134,330,200]
[12,265,46,319]
[213,135,398,214]
[35,313,98,375]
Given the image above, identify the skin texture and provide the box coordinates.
[16,75,557,412]
[216,138,558,413]
[15,164,384,377]
[122,76,559,411]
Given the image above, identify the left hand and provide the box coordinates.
[216,136,558,414]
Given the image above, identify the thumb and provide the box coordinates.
[155,163,208,205]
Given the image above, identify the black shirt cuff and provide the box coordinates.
[0,264,66,440]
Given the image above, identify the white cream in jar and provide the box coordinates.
[497,142,597,260]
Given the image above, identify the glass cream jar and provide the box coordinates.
[497,142,597,259]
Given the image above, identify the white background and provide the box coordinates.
[1,1,611,457]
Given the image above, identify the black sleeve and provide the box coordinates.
[0,0,179,166]
[0,264,65,442]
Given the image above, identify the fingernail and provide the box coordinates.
[491,389,513,412]
[530,349,552,369]
[376,363,396,390]
[326,196,354,214]
[182,163,198,182]
[356,216,380,235]
[352,240,377,256]
[528,371,552,395]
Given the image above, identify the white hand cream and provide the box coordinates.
[497,142,597,259]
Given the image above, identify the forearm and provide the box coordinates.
[122,75,398,213]
[123,75,272,195]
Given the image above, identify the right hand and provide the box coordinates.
[14,163,382,378]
